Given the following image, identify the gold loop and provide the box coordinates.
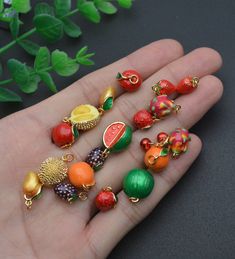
[192,77,199,88]
[175,104,181,112]
[129,197,140,203]
[62,153,74,162]
[103,186,112,192]
[24,194,33,209]
[101,148,110,158]
[147,155,159,165]
[78,192,88,201]
[129,75,139,85]
[98,107,105,116]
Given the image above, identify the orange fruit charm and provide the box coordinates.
[144,146,169,172]
[68,162,95,188]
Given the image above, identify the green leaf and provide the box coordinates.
[0,8,16,22]
[0,87,22,102]
[76,46,88,58]
[12,0,31,13]
[76,57,94,66]
[7,59,30,86]
[19,74,40,94]
[10,14,20,39]
[33,14,64,43]
[0,62,2,76]
[34,47,50,70]
[117,0,132,9]
[95,1,117,14]
[52,50,79,76]
[54,0,71,17]
[62,18,82,38]
[160,148,169,157]
[78,2,101,23]
[0,0,3,13]
[38,72,57,93]
[34,3,54,16]
[18,40,40,56]
[103,97,113,110]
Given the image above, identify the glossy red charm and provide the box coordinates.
[95,187,117,212]
[116,70,142,92]
[133,109,154,129]
[152,79,176,96]
[140,138,152,151]
[51,122,74,148]
[176,76,199,94]
[156,132,169,144]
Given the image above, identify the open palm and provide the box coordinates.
[0,39,223,259]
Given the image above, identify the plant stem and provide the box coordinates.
[62,9,79,19]
[0,78,13,85]
[0,28,37,55]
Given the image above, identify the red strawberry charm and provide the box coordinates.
[133,109,154,129]
[152,79,176,96]
[95,187,118,212]
[176,76,199,94]
[116,70,142,92]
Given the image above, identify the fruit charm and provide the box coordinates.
[152,79,176,96]
[123,168,154,203]
[95,187,118,212]
[51,87,116,148]
[22,154,74,209]
[169,128,191,158]
[85,147,107,171]
[140,128,191,173]
[54,183,78,203]
[133,95,181,129]
[116,70,142,92]
[176,76,199,94]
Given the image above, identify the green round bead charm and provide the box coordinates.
[123,168,154,202]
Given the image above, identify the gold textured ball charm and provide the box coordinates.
[38,157,69,186]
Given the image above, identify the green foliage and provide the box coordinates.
[76,46,95,65]
[117,0,133,9]
[34,3,54,16]
[18,40,40,56]
[0,87,22,102]
[94,0,117,14]
[9,14,20,39]
[54,0,71,17]
[12,0,31,13]
[78,1,101,23]
[0,46,95,101]
[62,18,82,38]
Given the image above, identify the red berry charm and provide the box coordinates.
[51,122,79,148]
[140,138,152,151]
[116,70,142,92]
[152,80,176,96]
[95,187,118,212]
[133,109,154,129]
[156,132,169,145]
[176,76,199,94]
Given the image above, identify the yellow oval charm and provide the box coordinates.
[70,104,100,130]
[38,157,68,186]
[99,87,116,107]
[23,171,43,198]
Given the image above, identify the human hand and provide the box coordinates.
[0,39,223,258]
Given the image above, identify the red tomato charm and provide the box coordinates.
[116,70,142,92]
[140,138,152,151]
[176,76,199,94]
[95,187,117,212]
[133,109,154,129]
[51,122,74,148]
[152,80,176,96]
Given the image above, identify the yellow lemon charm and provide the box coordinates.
[70,104,100,130]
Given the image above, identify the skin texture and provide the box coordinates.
[0,39,223,259]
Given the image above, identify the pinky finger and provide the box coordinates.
[83,135,202,258]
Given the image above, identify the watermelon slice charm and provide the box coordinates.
[103,122,133,152]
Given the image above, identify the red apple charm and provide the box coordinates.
[116,70,142,92]
[95,187,117,212]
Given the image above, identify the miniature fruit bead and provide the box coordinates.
[68,162,95,189]
[149,95,181,119]
[123,168,154,202]
[140,138,152,151]
[116,70,142,92]
[51,122,78,148]
[23,172,43,200]
[54,183,78,203]
[144,146,170,172]
[152,79,176,96]
[133,109,154,129]
[156,132,169,145]
[85,147,107,171]
[103,122,132,152]
[95,187,118,212]
[169,128,191,158]
[176,76,199,94]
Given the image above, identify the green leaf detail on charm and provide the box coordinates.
[116,72,122,79]
[0,87,22,102]
[18,40,40,56]
[72,125,79,139]
[33,14,64,43]
[103,97,113,111]
[7,59,30,86]
[160,148,169,157]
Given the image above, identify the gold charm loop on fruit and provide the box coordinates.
[129,197,140,203]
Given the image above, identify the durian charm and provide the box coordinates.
[22,154,74,209]
[51,87,116,148]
